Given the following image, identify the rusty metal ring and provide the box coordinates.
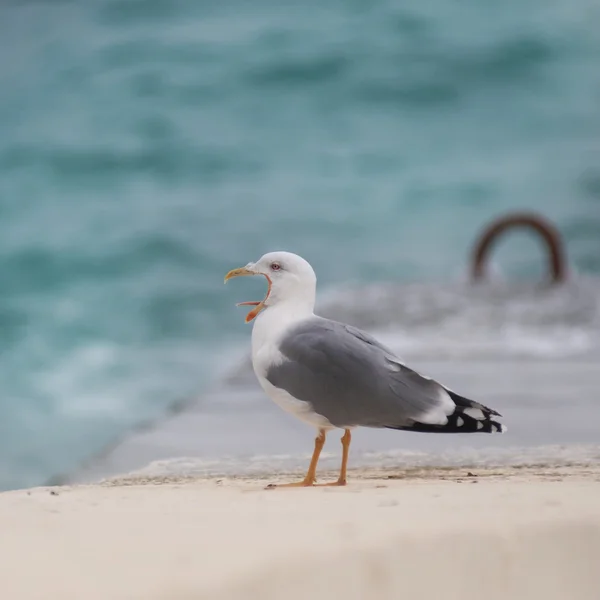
[470,212,566,284]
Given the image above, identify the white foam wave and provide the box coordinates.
[315,277,600,360]
[105,443,600,485]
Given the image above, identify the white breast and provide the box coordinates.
[255,371,333,429]
[250,307,333,430]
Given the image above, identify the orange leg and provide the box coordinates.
[318,429,351,487]
[267,429,326,488]
[338,428,352,485]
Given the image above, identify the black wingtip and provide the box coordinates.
[386,391,506,434]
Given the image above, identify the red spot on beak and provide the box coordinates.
[224,267,272,323]
[243,274,272,322]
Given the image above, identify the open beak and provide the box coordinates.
[224,267,272,323]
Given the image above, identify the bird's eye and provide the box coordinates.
[270,262,281,271]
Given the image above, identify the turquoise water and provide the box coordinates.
[1,0,600,491]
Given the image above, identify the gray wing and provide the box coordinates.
[266,317,454,428]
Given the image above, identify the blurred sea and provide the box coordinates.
[1,0,600,491]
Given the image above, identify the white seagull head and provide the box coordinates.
[225,251,317,322]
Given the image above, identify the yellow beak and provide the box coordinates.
[224,266,272,323]
[224,267,256,282]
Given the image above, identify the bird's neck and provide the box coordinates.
[251,299,313,354]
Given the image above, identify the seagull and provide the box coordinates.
[225,251,506,488]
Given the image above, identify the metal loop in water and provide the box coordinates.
[470,212,566,284]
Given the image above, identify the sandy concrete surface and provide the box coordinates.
[1,464,599,600]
